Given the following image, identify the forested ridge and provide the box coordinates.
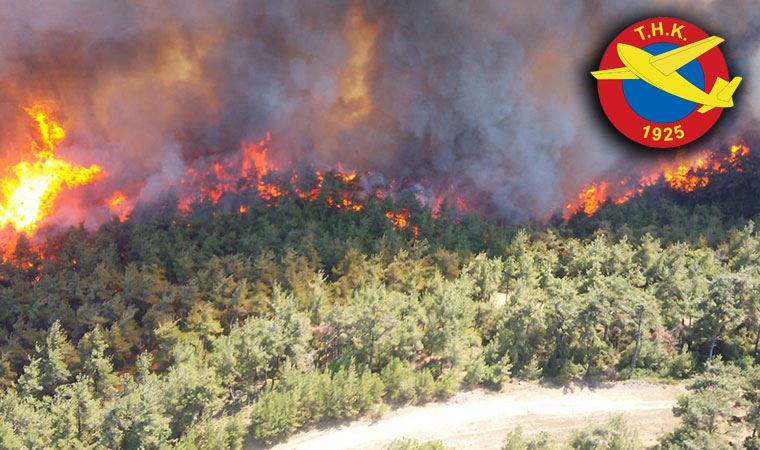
[1,158,760,449]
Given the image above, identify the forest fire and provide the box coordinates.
[327,195,364,212]
[1,104,102,258]
[107,191,132,222]
[563,144,751,220]
[386,210,419,237]
[142,134,418,234]
[1,104,750,258]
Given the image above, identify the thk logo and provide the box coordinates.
[592,18,742,148]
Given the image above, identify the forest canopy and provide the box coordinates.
[1,153,759,449]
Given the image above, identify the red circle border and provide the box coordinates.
[596,17,729,148]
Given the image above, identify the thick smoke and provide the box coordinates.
[0,0,757,225]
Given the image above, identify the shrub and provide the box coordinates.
[567,416,640,450]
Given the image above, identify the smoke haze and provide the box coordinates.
[0,0,757,225]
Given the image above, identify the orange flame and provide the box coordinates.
[175,135,374,216]
[564,144,750,220]
[386,209,419,237]
[327,194,364,212]
[568,181,608,218]
[0,104,102,235]
[5,117,431,247]
[107,191,132,222]
[293,171,325,201]
[174,135,422,232]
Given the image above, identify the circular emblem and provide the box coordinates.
[593,17,741,148]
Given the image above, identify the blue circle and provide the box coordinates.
[622,42,705,123]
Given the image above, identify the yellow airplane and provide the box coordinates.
[592,36,742,113]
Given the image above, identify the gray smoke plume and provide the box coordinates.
[0,0,757,226]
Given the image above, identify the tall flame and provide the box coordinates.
[0,104,102,235]
[0,107,479,245]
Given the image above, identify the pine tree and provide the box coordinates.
[422,276,477,373]
[327,284,420,370]
[16,357,43,399]
[99,353,172,449]
[37,321,72,395]
[78,326,118,399]
[744,366,760,449]
[695,275,746,360]
[0,388,54,449]
[663,361,746,448]
[49,377,102,447]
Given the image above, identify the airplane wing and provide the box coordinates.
[591,67,639,80]
[649,36,724,75]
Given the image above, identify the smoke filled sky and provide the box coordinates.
[0,0,757,224]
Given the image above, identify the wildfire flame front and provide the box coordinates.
[0,104,102,236]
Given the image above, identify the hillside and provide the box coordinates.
[0,159,759,449]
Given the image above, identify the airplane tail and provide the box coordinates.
[698,76,742,113]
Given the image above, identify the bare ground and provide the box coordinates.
[270,381,686,450]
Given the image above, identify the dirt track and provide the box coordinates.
[271,381,685,449]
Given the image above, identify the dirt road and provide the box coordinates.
[272,381,685,449]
